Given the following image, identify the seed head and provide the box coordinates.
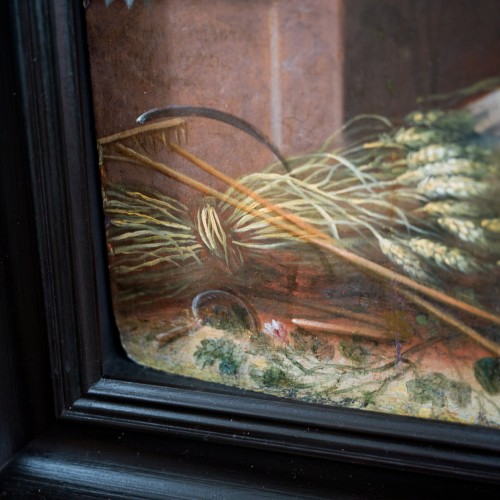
[418,176,492,200]
[379,237,438,285]
[398,159,495,185]
[394,127,447,149]
[408,237,485,274]
[405,109,475,134]
[407,144,490,169]
[481,218,500,235]
[420,200,496,218]
[437,216,488,245]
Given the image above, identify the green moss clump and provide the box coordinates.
[407,373,447,407]
[262,367,290,387]
[362,391,377,407]
[202,303,249,332]
[291,329,334,360]
[474,357,500,395]
[250,366,297,389]
[447,380,472,408]
[416,314,428,326]
[248,330,273,351]
[339,340,371,364]
[194,338,242,376]
[406,372,471,408]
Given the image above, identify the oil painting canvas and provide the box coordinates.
[86,0,500,427]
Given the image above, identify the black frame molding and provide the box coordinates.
[2,1,499,495]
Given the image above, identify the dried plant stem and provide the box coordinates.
[112,142,500,343]
[400,290,500,356]
[291,318,388,341]
[114,143,239,201]
[98,119,185,145]
[169,143,335,244]
[113,144,310,244]
[260,294,388,328]
[168,142,500,328]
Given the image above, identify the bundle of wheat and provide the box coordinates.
[386,107,500,286]
[99,83,500,357]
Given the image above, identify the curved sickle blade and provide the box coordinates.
[137,106,290,172]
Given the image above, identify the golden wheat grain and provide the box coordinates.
[407,144,462,168]
[408,237,484,273]
[394,127,470,149]
[418,176,491,200]
[437,216,488,245]
[481,218,500,235]
[398,159,495,185]
[407,143,489,169]
[405,109,475,133]
[378,237,438,285]
[420,200,496,218]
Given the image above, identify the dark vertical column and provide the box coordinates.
[343,0,500,120]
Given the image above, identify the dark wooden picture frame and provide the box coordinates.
[1,1,499,496]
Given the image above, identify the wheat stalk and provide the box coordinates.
[160,142,500,328]
[401,290,500,356]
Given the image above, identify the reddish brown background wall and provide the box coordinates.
[86,1,344,203]
[86,0,343,203]
[85,0,500,202]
